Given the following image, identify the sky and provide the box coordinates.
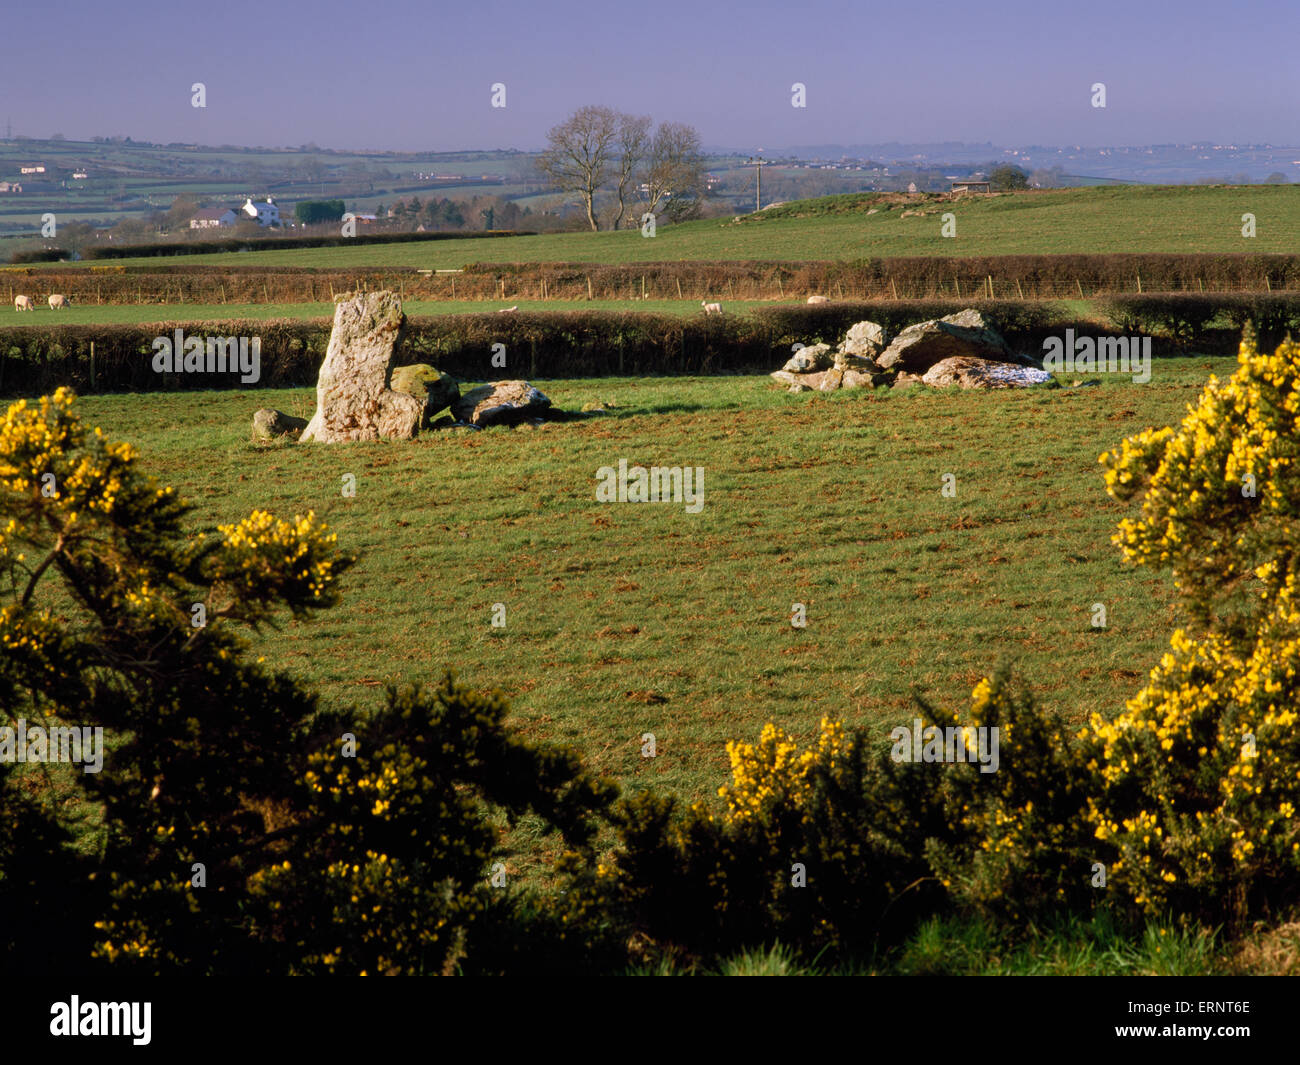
[4,0,1297,152]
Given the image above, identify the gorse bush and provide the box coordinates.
[1089,328,1300,921]
[0,390,615,974]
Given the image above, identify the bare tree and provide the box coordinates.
[643,122,707,222]
[536,106,620,231]
[611,114,651,230]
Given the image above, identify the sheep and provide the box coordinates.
[497,305,518,313]
[14,295,33,311]
[806,295,829,304]
[48,294,71,309]
[701,301,722,315]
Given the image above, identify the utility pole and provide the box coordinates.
[745,155,771,213]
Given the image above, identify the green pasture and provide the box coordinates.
[31,184,1298,270]
[71,358,1231,806]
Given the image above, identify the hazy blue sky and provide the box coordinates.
[4,0,1296,151]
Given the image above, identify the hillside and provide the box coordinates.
[43,184,1298,270]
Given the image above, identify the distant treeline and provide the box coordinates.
[4,295,1294,396]
[7,229,536,264]
[4,253,1299,301]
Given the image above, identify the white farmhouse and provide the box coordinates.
[241,196,281,226]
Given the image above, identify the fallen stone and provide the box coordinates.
[922,356,1056,390]
[252,408,308,442]
[390,364,459,424]
[877,308,1039,374]
[841,369,883,389]
[833,349,878,372]
[781,343,834,373]
[842,321,889,358]
[818,367,845,391]
[451,380,552,426]
[300,291,422,442]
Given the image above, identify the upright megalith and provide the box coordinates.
[299,291,423,442]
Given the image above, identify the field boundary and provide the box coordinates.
[5,253,1298,305]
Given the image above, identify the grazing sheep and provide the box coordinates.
[497,305,518,313]
[14,295,33,311]
[701,301,722,315]
[48,294,71,309]
[806,295,829,304]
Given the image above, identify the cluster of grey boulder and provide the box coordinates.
[253,291,559,444]
[772,308,1055,392]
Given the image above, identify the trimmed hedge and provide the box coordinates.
[0,300,1108,396]
[1097,293,1300,347]
[4,253,1299,306]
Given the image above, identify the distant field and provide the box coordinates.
[75,361,1228,803]
[42,185,1300,270]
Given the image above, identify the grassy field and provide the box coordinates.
[36,185,1300,270]
[72,359,1229,806]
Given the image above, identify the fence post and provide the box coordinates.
[90,341,95,391]
[955,277,961,298]
[1265,275,1272,293]
[1077,279,1084,299]
[1136,272,1142,294]
[890,278,898,299]
[675,278,682,299]
[1015,278,1023,299]
[587,276,593,301]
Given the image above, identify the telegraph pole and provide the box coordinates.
[745,155,771,212]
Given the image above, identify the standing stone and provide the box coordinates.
[299,291,422,442]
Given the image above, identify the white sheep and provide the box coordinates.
[14,295,33,311]
[701,301,722,315]
[806,295,829,304]
[48,294,71,309]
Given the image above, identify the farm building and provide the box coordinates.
[240,196,281,226]
[190,207,238,229]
